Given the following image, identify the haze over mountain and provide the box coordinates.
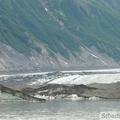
[0,0,120,71]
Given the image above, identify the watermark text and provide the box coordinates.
[100,111,120,120]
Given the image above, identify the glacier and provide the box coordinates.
[0,68,120,86]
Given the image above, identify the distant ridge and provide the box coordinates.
[0,0,120,71]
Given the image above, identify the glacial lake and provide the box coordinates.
[0,100,120,120]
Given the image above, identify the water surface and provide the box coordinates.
[0,100,120,120]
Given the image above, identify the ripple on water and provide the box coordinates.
[0,100,120,120]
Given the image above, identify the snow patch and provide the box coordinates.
[45,8,48,11]
[91,53,108,65]
[91,53,99,59]
[99,59,108,65]
[59,59,69,66]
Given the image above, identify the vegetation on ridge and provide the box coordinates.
[0,0,120,60]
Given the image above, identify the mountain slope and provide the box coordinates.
[0,0,120,71]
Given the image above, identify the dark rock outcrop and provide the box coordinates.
[0,84,46,102]
[2,82,120,101]
[28,84,97,96]
[25,83,120,100]
[80,82,120,99]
